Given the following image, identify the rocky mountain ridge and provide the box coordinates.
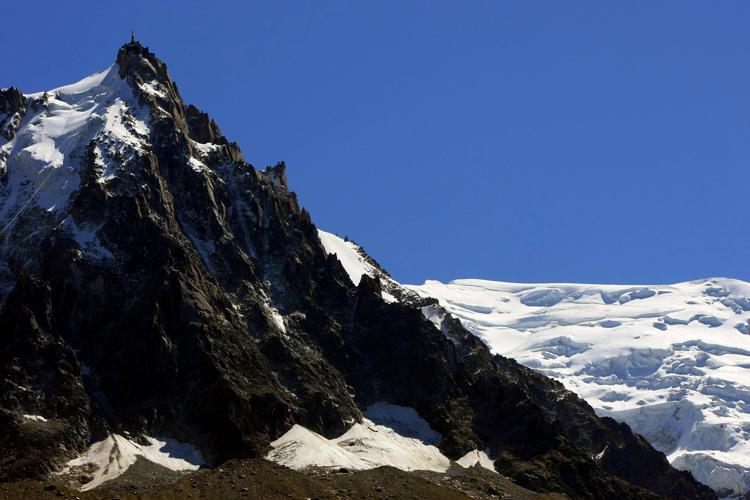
[0,41,716,499]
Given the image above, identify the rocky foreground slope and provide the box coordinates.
[0,457,567,500]
[0,40,715,498]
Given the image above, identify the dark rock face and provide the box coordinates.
[0,274,90,480]
[0,87,26,141]
[185,104,226,146]
[0,42,716,499]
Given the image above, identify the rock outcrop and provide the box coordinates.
[0,87,26,141]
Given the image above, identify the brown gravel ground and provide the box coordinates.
[0,458,568,499]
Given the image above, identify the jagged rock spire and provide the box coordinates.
[0,41,719,500]
[0,87,27,141]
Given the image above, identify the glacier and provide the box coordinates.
[319,229,750,497]
[409,278,750,497]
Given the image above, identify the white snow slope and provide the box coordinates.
[57,434,206,491]
[409,278,750,497]
[317,230,375,286]
[0,65,149,224]
[318,229,401,302]
[266,403,451,473]
[267,401,495,474]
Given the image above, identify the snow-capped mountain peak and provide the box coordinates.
[0,42,719,499]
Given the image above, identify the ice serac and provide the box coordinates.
[408,278,750,498]
[0,42,715,498]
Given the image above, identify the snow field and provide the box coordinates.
[409,278,750,497]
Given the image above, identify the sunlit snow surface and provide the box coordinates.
[456,449,496,472]
[0,65,149,219]
[408,278,750,497]
[267,403,451,473]
[318,229,398,302]
[57,434,206,491]
[0,63,154,272]
[317,230,376,286]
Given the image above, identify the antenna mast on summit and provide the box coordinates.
[131,30,135,43]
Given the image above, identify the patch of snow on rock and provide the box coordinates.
[57,217,113,260]
[456,449,496,472]
[266,403,450,473]
[22,414,48,422]
[138,80,167,99]
[58,434,205,491]
[317,229,375,286]
[268,306,286,333]
[317,229,404,304]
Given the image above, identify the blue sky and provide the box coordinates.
[3,1,748,284]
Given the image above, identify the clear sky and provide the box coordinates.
[3,1,748,284]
